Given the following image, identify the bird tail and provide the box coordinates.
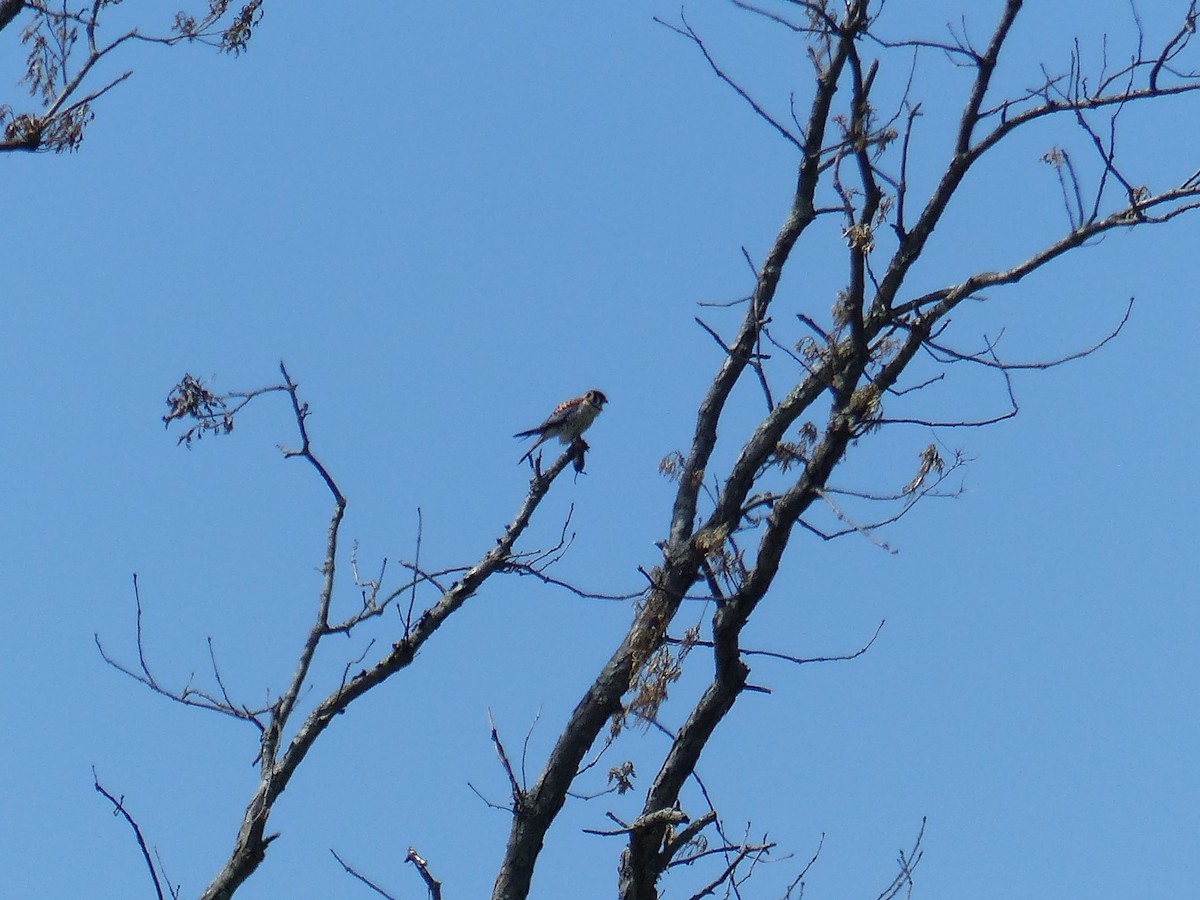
[517,431,548,464]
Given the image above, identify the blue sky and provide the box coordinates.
[2,1,1197,897]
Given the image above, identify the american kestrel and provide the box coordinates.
[515,389,608,463]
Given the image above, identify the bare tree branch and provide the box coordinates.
[100,364,590,900]
[93,770,165,900]
[406,848,444,900]
[0,0,24,35]
[656,12,805,150]
[329,850,397,900]
[874,818,926,900]
[665,619,885,668]
[489,709,527,808]
[95,575,269,726]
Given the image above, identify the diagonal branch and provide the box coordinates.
[200,436,581,900]
[95,575,269,727]
[94,771,165,900]
[329,850,397,900]
[655,13,804,150]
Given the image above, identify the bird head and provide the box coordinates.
[585,389,608,409]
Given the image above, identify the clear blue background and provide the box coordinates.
[2,2,1196,897]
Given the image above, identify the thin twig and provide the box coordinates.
[488,708,525,806]
[329,849,397,900]
[93,771,165,900]
[665,620,885,667]
[655,13,804,149]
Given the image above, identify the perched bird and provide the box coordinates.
[515,389,608,463]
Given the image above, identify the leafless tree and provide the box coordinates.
[76,1,1200,898]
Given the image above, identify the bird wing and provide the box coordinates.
[514,398,579,437]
